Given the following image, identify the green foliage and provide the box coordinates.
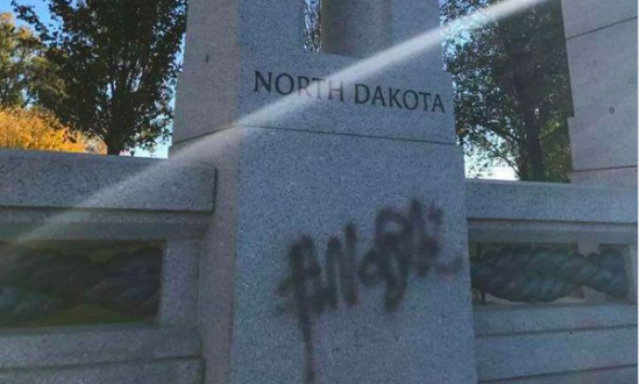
[13,0,187,155]
[0,12,62,108]
[0,106,102,153]
[442,0,573,181]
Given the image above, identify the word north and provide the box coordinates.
[254,70,446,113]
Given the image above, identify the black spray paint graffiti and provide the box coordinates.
[277,200,463,383]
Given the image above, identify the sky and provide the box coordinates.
[8,0,50,25]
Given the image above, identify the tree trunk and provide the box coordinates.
[525,132,545,181]
[106,145,121,155]
[521,109,545,181]
[516,156,530,181]
[105,136,123,155]
[511,68,546,181]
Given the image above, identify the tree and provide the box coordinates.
[0,106,104,153]
[442,0,573,181]
[13,0,187,155]
[0,12,62,108]
[304,0,322,52]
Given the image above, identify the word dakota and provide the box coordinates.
[254,70,446,113]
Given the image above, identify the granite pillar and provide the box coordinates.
[171,1,477,383]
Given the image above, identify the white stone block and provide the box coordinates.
[173,0,454,145]
[191,127,477,384]
[566,18,637,172]
[562,0,638,38]
[571,167,638,188]
[476,327,637,381]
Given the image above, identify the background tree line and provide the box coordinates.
[305,0,573,182]
[442,0,573,181]
[2,0,186,155]
[2,0,572,181]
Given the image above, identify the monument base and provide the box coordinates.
[175,126,478,384]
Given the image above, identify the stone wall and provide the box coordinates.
[562,0,638,187]
[0,150,635,383]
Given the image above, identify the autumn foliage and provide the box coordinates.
[0,107,104,153]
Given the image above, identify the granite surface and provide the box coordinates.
[476,326,637,381]
[0,359,202,384]
[480,366,637,384]
[566,19,638,173]
[562,0,637,38]
[0,149,215,212]
[188,126,477,384]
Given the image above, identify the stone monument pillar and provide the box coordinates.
[561,0,638,304]
[321,0,392,57]
[562,0,638,188]
[172,0,477,383]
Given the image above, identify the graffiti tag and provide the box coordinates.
[277,200,462,383]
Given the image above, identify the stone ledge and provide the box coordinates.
[465,179,637,224]
[474,304,637,337]
[0,358,203,384]
[479,365,637,384]
[0,207,210,241]
[476,326,637,381]
[0,325,200,370]
[0,149,215,212]
[467,221,636,245]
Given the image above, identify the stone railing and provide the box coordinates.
[466,179,637,383]
[0,149,215,383]
[0,150,635,383]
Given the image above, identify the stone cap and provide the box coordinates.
[0,149,215,212]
